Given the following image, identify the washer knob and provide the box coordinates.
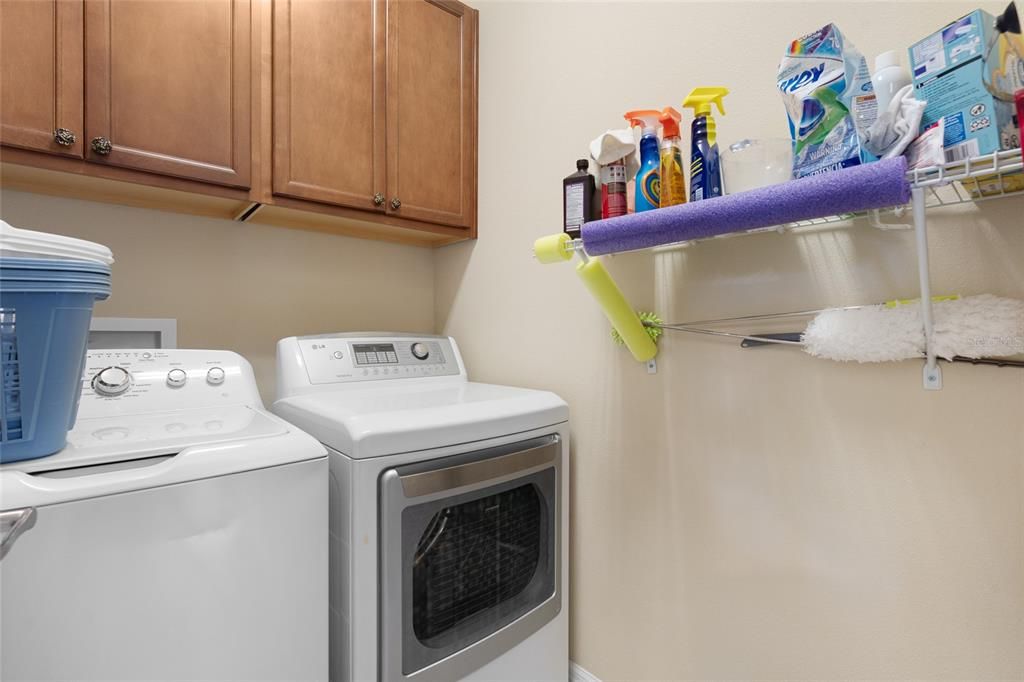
[166,368,188,388]
[411,342,429,360]
[206,367,226,385]
[93,366,132,396]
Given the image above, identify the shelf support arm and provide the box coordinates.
[912,187,942,390]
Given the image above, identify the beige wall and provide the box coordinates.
[437,2,1024,680]
[0,189,435,401]
[2,2,1022,679]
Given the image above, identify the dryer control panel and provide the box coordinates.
[79,349,263,418]
[281,334,464,389]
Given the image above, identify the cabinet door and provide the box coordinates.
[0,0,84,158]
[84,0,250,188]
[272,0,386,211]
[386,0,477,229]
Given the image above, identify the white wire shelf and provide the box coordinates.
[641,148,1023,389]
[543,149,1022,389]
[640,147,1024,253]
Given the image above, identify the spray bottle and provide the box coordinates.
[682,87,729,201]
[623,109,662,212]
[658,107,686,207]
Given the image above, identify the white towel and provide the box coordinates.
[589,129,640,177]
[863,84,927,159]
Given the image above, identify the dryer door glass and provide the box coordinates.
[379,435,561,680]
[412,482,545,645]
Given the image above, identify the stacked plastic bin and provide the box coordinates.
[0,221,113,463]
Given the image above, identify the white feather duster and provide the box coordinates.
[802,295,1024,362]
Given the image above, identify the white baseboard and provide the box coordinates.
[570,661,602,682]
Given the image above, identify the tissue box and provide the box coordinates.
[909,9,1023,162]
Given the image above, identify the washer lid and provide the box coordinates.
[8,406,293,474]
[272,382,568,458]
[1,407,327,509]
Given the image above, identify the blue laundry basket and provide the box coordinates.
[0,258,111,463]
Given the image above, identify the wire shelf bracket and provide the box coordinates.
[912,186,942,390]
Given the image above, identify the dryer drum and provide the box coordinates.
[412,484,543,644]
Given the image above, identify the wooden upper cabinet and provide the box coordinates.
[386,0,477,230]
[272,0,477,229]
[272,0,385,211]
[0,0,84,158]
[84,0,251,188]
[0,0,478,244]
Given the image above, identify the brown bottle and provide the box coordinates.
[563,159,595,239]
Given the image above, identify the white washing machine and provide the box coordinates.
[0,349,328,681]
[273,333,569,682]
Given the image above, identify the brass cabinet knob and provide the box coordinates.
[373,192,385,207]
[53,128,77,147]
[90,137,113,155]
[390,198,401,210]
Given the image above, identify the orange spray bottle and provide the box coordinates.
[658,107,686,207]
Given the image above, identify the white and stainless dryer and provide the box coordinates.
[274,333,569,682]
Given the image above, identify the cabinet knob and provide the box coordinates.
[53,128,77,147]
[373,192,385,207]
[390,198,401,210]
[91,137,113,155]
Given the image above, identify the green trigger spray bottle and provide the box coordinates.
[682,87,729,201]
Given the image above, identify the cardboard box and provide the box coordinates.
[909,9,1023,162]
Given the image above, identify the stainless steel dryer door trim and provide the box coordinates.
[397,437,558,499]
[379,434,562,682]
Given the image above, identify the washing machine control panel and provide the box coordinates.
[79,349,262,418]
[295,335,462,385]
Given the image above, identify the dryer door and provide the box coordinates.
[379,435,562,681]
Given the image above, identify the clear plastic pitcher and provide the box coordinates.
[722,138,794,194]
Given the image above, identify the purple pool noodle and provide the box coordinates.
[581,156,911,255]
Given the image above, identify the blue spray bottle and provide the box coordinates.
[624,109,662,212]
[682,87,729,201]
